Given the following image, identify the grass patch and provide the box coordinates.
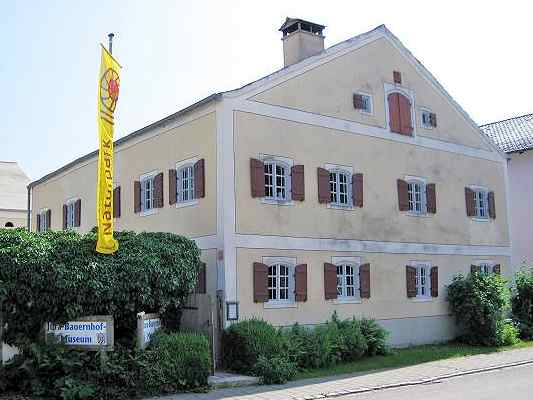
[294,340,533,381]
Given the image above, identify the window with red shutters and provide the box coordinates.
[388,92,413,136]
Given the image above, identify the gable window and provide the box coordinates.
[408,180,426,215]
[267,261,294,304]
[336,263,359,298]
[421,109,437,129]
[264,160,289,202]
[474,189,489,219]
[415,262,431,298]
[330,170,351,206]
[177,164,195,203]
[141,175,155,212]
[353,92,373,114]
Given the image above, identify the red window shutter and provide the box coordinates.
[353,93,364,110]
[359,263,371,298]
[291,165,305,201]
[488,191,496,219]
[63,204,67,230]
[250,158,265,198]
[397,179,409,211]
[74,199,81,227]
[465,187,475,217]
[194,158,206,199]
[471,264,481,274]
[398,94,413,136]
[388,93,401,134]
[493,264,501,274]
[430,113,437,128]
[134,181,141,213]
[196,262,207,294]
[36,213,41,232]
[295,264,307,302]
[430,266,438,297]
[426,183,437,214]
[406,266,417,298]
[46,209,51,230]
[168,169,177,205]
[324,262,338,300]
[352,173,364,208]
[154,172,164,208]
[317,167,330,204]
[393,70,402,84]
[113,186,121,218]
[253,262,268,302]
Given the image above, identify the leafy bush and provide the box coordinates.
[447,272,517,346]
[139,331,211,393]
[360,318,390,356]
[221,319,285,373]
[253,355,297,385]
[496,320,520,346]
[511,268,533,339]
[0,228,200,347]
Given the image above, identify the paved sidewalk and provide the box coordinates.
[149,347,533,400]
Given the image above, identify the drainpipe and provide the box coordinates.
[26,186,31,231]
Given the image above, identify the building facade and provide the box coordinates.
[0,161,30,229]
[29,21,510,347]
[481,113,533,269]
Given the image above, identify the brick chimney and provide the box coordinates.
[279,17,326,67]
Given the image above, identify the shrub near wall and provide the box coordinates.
[512,268,533,339]
[0,228,201,347]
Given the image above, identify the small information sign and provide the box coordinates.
[45,315,114,351]
[137,312,161,349]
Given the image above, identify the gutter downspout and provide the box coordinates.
[26,185,31,231]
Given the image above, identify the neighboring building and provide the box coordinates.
[0,161,30,228]
[481,113,533,269]
[29,20,510,347]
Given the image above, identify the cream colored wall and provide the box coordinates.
[31,111,217,238]
[234,111,509,246]
[0,210,26,228]
[252,37,490,151]
[236,247,510,326]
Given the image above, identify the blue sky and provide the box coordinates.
[2,1,532,180]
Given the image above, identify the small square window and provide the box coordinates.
[421,109,437,129]
[336,263,359,298]
[354,93,372,114]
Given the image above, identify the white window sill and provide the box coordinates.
[140,208,157,217]
[264,302,297,309]
[328,203,355,211]
[175,200,199,209]
[333,297,362,305]
[403,212,433,218]
[261,198,294,206]
[411,297,434,302]
[359,110,373,116]
[471,217,490,222]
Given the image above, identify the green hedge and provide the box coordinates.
[447,272,518,346]
[512,268,533,339]
[0,228,201,348]
[222,315,390,384]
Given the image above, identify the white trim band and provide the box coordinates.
[234,234,511,257]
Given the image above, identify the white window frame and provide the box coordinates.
[263,256,296,308]
[140,171,157,217]
[38,208,49,232]
[65,198,78,229]
[175,157,199,209]
[405,175,427,216]
[420,107,433,129]
[384,83,417,138]
[325,164,354,210]
[411,261,432,301]
[471,186,489,220]
[332,256,362,304]
[476,260,495,275]
[260,154,293,206]
[354,91,373,115]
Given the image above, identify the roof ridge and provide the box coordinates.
[479,112,533,127]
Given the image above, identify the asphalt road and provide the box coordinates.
[344,363,533,400]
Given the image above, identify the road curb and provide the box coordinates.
[294,359,533,400]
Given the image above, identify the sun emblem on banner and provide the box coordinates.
[100,68,120,113]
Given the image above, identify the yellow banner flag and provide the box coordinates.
[96,45,121,254]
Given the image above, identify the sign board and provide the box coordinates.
[45,315,114,351]
[137,312,161,349]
